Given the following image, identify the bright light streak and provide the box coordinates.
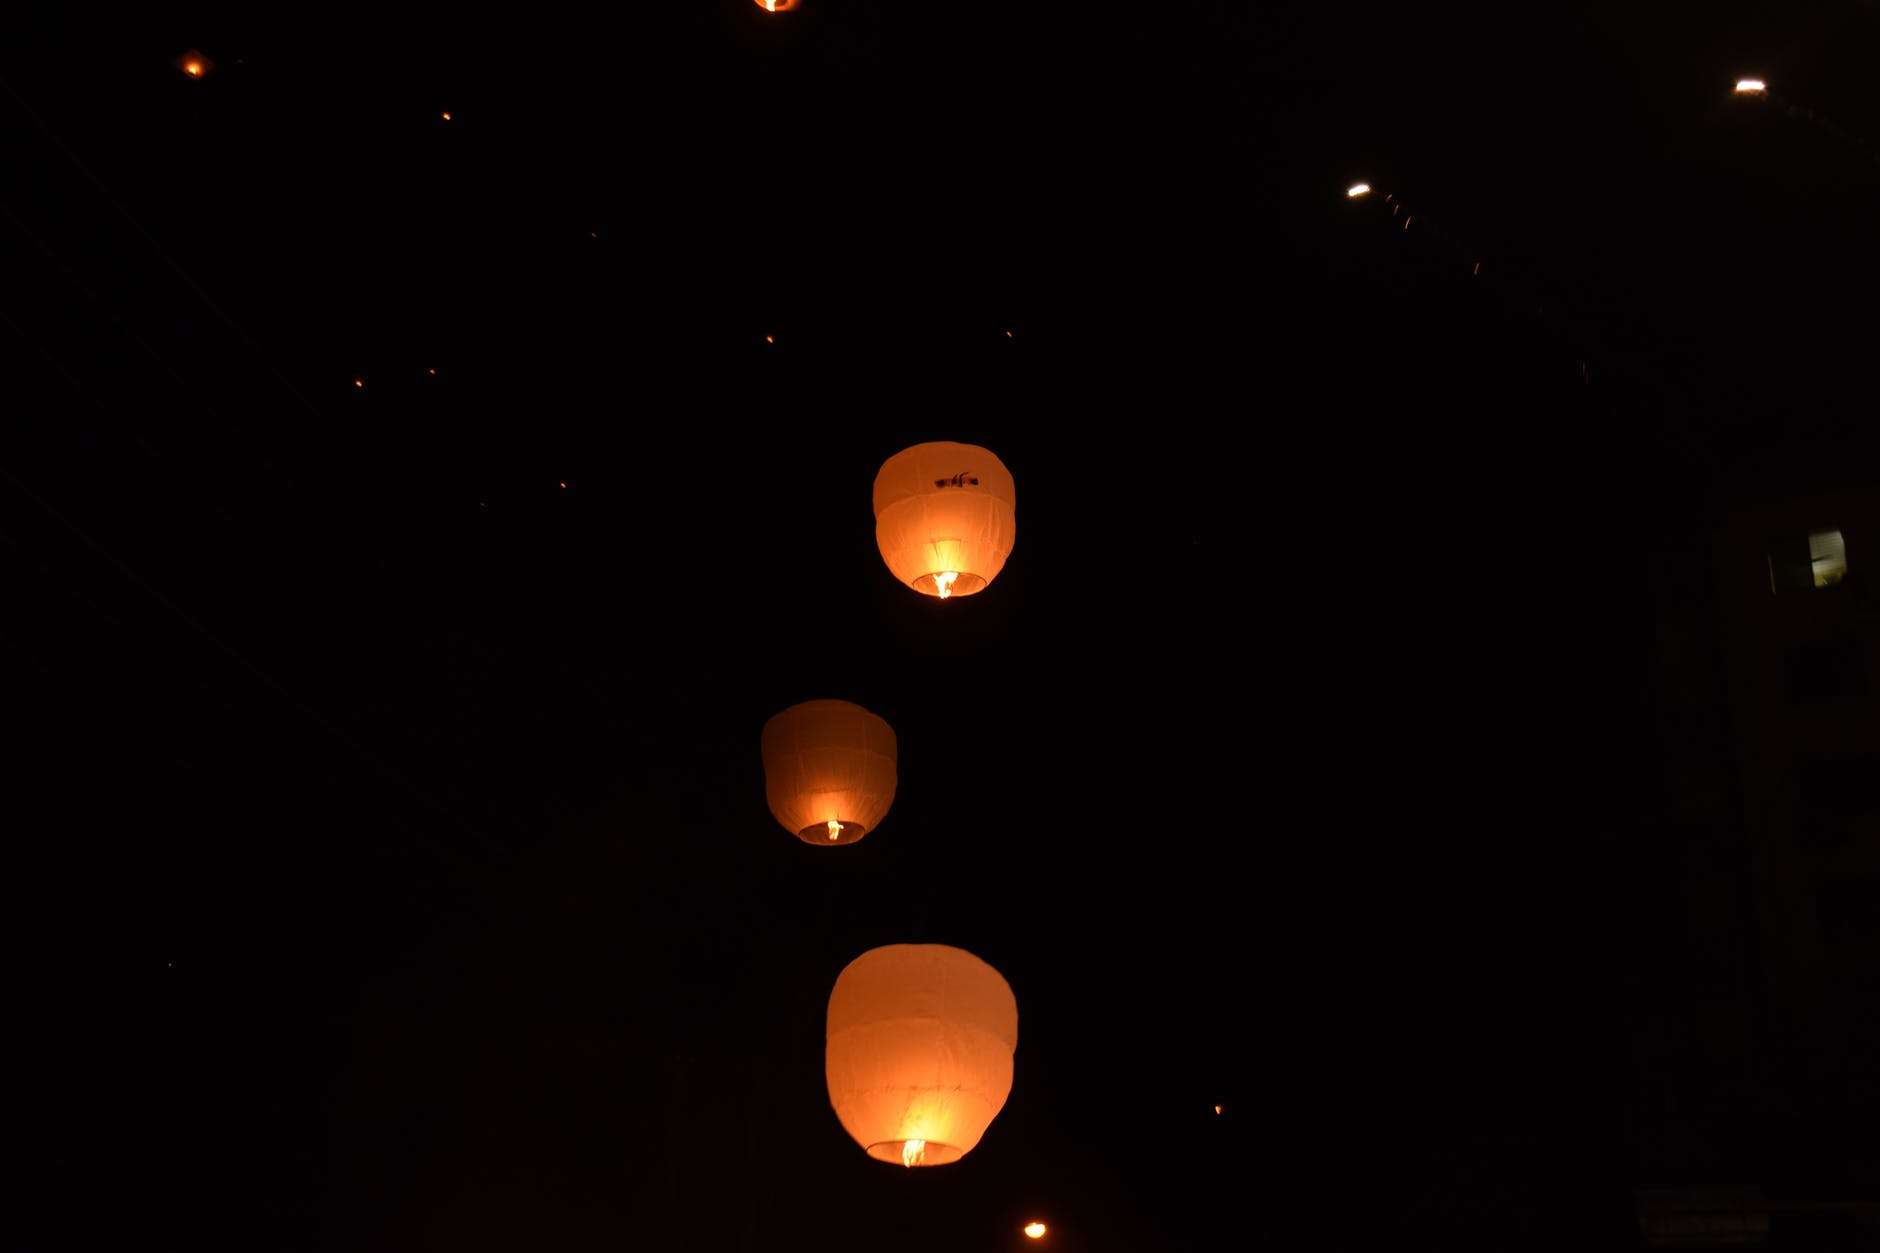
[1024,1221,1047,1239]
[1735,78,1766,94]
[1347,183,1371,198]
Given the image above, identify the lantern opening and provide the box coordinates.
[796,821,865,845]
[861,1138,964,1167]
[912,569,985,600]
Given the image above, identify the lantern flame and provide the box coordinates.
[934,571,959,599]
[1347,182,1371,197]
[1025,1222,1047,1239]
[902,1139,927,1167]
[827,819,844,841]
[1735,78,1766,94]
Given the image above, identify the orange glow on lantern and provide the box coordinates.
[872,442,1016,600]
[760,700,897,847]
[756,0,801,10]
[175,50,213,79]
[826,944,1018,1166]
[1025,1222,1047,1239]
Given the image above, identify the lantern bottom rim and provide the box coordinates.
[864,1139,966,1167]
[909,571,989,599]
[795,822,868,846]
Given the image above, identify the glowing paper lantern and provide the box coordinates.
[754,0,801,10]
[825,943,1018,1166]
[872,442,1016,600]
[761,700,897,846]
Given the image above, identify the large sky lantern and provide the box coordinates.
[761,700,897,847]
[825,944,1019,1166]
[872,442,1017,601]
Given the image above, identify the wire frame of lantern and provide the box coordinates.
[872,442,1016,600]
[760,700,897,846]
[825,943,1018,1166]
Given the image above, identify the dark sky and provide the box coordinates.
[6,3,1877,1250]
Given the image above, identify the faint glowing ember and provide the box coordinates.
[933,571,959,599]
[1346,182,1370,197]
[1214,1104,1223,1114]
[440,110,451,120]
[827,820,844,841]
[1024,1222,1047,1239]
[765,334,775,343]
[1735,78,1766,94]
[175,50,213,78]
[353,378,363,387]
[755,0,800,10]
[902,1139,926,1167]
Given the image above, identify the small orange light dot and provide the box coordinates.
[559,481,567,489]
[441,110,452,120]
[1024,1222,1047,1239]
[353,378,364,387]
[427,368,436,375]
[765,334,775,343]
[1214,1104,1223,1114]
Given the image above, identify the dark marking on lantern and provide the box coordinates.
[934,472,979,488]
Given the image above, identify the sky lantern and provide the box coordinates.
[174,49,213,79]
[825,943,1018,1166]
[761,700,897,846]
[754,0,801,11]
[872,442,1016,600]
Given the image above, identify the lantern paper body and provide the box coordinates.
[826,944,1018,1166]
[873,442,1017,600]
[761,700,897,846]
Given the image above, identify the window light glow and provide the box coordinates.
[1810,529,1847,587]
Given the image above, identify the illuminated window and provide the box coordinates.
[1767,528,1848,593]
[1808,529,1847,587]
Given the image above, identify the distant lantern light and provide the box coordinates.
[1025,1222,1048,1239]
[756,0,801,10]
[872,441,1016,600]
[175,49,213,79]
[1735,78,1767,94]
[761,700,897,847]
[826,944,1018,1166]
[1347,182,1371,197]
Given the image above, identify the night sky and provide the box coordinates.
[7,2,1877,1250]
